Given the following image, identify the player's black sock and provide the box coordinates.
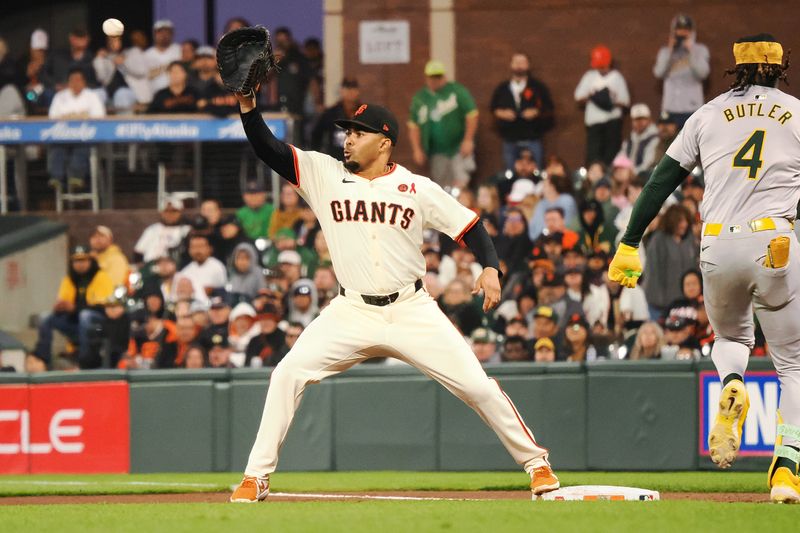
[723,373,744,387]
[774,445,800,475]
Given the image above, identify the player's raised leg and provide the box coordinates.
[231,296,379,502]
[389,290,558,495]
[699,237,754,468]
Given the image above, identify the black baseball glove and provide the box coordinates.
[216,26,277,95]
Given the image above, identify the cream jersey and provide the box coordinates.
[667,85,800,223]
[289,146,479,294]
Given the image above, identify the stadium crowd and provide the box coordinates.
[0,13,773,372]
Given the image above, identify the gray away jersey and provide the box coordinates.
[667,86,800,223]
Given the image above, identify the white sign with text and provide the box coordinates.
[359,21,410,64]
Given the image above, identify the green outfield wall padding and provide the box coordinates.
[228,379,334,472]
[587,372,697,470]
[333,377,438,470]
[129,381,216,472]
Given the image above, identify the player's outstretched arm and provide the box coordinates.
[235,91,298,185]
[608,155,689,288]
[461,222,502,311]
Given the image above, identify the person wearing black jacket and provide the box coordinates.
[490,53,555,170]
[310,77,361,160]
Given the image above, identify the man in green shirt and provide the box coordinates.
[236,180,274,240]
[408,60,479,190]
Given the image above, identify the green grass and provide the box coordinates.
[0,501,794,533]
[0,471,769,496]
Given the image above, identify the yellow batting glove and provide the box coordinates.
[608,243,643,288]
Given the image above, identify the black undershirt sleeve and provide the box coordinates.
[240,109,298,185]
[621,155,690,247]
[461,222,501,274]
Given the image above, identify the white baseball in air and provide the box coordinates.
[102,18,125,37]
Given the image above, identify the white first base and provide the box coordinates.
[534,485,660,501]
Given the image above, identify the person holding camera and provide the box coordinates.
[653,14,710,129]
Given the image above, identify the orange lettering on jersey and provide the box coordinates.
[330,200,344,222]
[400,208,415,229]
[387,203,403,224]
[329,200,414,229]
[354,104,368,116]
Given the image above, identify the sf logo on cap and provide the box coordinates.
[354,104,368,116]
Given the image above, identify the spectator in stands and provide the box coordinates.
[0,38,24,117]
[266,27,312,120]
[173,315,199,366]
[274,321,304,363]
[236,180,273,240]
[528,176,578,241]
[651,112,680,167]
[643,204,697,320]
[199,295,230,348]
[311,77,361,160]
[134,195,190,264]
[196,57,239,117]
[288,281,319,327]
[543,207,580,250]
[190,300,210,329]
[181,233,227,297]
[490,147,542,205]
[93,30,151,109]
[534,337,557,362]
[620,104,659,175]
[228,302,259,365]
[408,60,478,189]
[653,14,709,128]
[34,246,113,367]
[302,37,324,121]
[180,39,198,73]
[95,294,131,369]
[145,20,181,94]
[20,29,51,114]
[661,310,701,360]
[293,200,321,252]
[207,333,234,368]
[501,336,532,362]
[313,265,338,309]
[183,344,208,369]
[578,199,606,253]
[89,225,129,287]
[215,215,250,265]
[470,327,500,363]
[504,316,531,340]
[531,305,559,345]
[439,279,483,336]
[561,313,596,362]
[439,247,483,287]
[629,321,665,360]
[229,243,266,301]
[42,28,97,91]
[490,52,555,169]
[574,45,629,166]
[494,206,533,276]
[269,183,302,239]
[47,67,105,191]
[613,175,646,246]
[245,304,286,367]
[275,249,304,290]
[148,61,198,113]
[477,183,502,223]
[154,255,178,302]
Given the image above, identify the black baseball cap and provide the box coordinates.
[244,180,266,193]
[335,104,399,145]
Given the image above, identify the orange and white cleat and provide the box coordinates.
[230,475,270,503]
[530,465,560,495]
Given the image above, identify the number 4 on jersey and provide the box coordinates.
[733,129,766,180]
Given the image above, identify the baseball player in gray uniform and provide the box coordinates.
[228,92,559,502]
[609,34,800,503]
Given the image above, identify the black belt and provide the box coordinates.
[339,279,423,306]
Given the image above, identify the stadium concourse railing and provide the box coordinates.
[0,113,294,213]
[0,359,779,474]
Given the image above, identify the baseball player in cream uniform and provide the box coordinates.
[609,34,800,502]
[229,94,559,502]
